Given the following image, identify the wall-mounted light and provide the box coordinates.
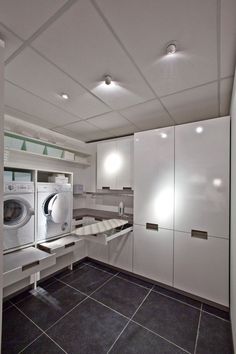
[60,93,69,100]
[104,75,112,85]
[196,126,203,134]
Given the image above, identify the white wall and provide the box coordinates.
[230,70,236,350]
[0,39,5,349]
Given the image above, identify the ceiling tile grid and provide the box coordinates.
[0,0,234,142]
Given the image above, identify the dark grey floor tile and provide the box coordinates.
[87,260,118,274]
[133,291,200,353]
[47,298,128,354]
[110,322,186,354]
[58,265,113,294]
[22,334,64,353]
[10,287,33,304]
[16,279,85,331]
[92,277,149,318]
[55,262,85,280]
[118,272,153,289]
[202,303,230,321]
[196,312,234,354]
[153,284,201,308]
[2,306,42,354]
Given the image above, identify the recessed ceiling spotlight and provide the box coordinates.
[104,75,112,85]
[60,93,69,100]
[196,126,203,134]
[166,43,177,55]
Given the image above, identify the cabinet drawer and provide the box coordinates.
[3,247,56,288]
[174,231,229,306]
[133,224,173,286]
[38,234,84,257]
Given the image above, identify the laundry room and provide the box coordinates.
[0,1,236,354]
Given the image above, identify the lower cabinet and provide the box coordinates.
[174,231,229,306]
[133,224,173,286]
[109,232,133,272]
[87,241,109,263]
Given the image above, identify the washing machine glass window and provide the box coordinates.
[4,196,34,229]
[43,193,69,224]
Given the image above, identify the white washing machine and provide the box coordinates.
[37,183,72,241]
[3,182,35,252]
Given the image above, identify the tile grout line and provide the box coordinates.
[201,309,230,323]
[130,319,191,354]
[10,302,68,354]
[193,303,203,354]
[151,288,201,311]
[106,285,154,353]
[115,274,152,290]
[18,333,45,354]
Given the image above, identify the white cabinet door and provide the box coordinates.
[97,141,117,190]
[133,224,173,286]
[174,231,229,306]
[116,138,133,190]
[134,127,174,229]
[97,138,133,190]
[87,241,109,263]
[109,232,133,271]
[175,117,230,238]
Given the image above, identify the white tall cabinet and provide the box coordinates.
[174,117,230,306]
[97,137,133,190]
[133,127,174,285]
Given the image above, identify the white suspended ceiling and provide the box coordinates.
[1,0,235,142]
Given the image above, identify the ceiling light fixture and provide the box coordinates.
[60,93,69,100]
[104,75,112,85]
[166,43,177,55]
[196,126,203,134]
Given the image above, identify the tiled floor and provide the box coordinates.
[2,260,234,354]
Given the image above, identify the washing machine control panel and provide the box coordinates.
[5,182,34,193]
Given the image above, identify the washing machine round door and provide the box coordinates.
[3,196,35,230]
[46,193,69,224]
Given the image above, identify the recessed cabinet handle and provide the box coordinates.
[65,242,75,248]
[102,186,110,190]
[123,187,132,190]
[191,229,208,239]
[146,223,158,231]
[22,260,40,271]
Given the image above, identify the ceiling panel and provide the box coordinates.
[95,0,218,97]
[220,77,234,116]
[53,120,107,141]
[87,111,134,130]
[120,99,174,130]
[5,81,81,128]
[0,0,66,39]
[0,24,22,60]
[32,0,155,110]
[221,0,236,78]
[161,82,218,124]
[6,47,110,119]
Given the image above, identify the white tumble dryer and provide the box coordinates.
[37,183,72,241]
[3,182,35,252]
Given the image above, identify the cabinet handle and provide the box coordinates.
[22,260,40,271]
[65,242,75,248]
[146,223,158,231]
[191,229,208,239]
[102,186,110,190]
[123,187,132,191]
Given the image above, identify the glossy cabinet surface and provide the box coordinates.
[109,232,133,271]
[133,224,173,286]
[97,137,133,190]
[175,117,230,238]
[134,127,174,229]
[174,231,229,306]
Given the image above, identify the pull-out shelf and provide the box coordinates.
[3,247,56,288]
[38,234,83,257]
[74,219,133,245]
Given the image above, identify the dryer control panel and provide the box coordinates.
[4,182,34,193]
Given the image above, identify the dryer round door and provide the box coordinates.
[45,193,69,224]
[4,196,35,230]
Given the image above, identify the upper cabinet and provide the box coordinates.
[134,127,174,229]
[175,117,230,238]
[97,137,133,190]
